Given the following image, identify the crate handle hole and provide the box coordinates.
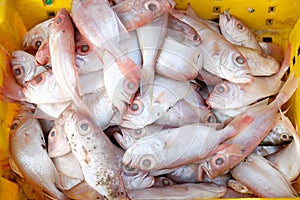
[268,6,276,13]
[262,37,273,43]
[293,56,296,66]
[297,46,300,56]
[265,19,273,25]
[248,7,255,13]
[213,6,221,14]
[47,11,56,17]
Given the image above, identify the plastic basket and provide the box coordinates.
[0,0,299,198]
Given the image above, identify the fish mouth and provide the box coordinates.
[224,10,231,21]
[122,152,134,167]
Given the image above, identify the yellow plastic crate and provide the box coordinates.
[0,0,299,198]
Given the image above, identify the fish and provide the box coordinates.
[113,0,175,31]
[260,114,293,146]
[127,183,227,199]
[9,107,68,200]
[63,108,125,199]
[136,14,168,95]
[122,114,253,171]
[219,11,264,52]
[172,13,252,84]
[230,153,298,197]
[49,8,94,120]
[206,44,291,110]
[23,18,53,51]
[166,164,200,183]
[120,75,195,129]
[259,42,284,63]
[75,31,105,74]
[153,177,175,187]
[63,180,104,200]
[11,50,46,86]
[155,33,202,81]
[236,45,280,76]
[253,145,283,157]
[200,71,299,179]
[71,0,141,110]
[35,36,51,66]
[266,114,300,181]
[227,179,253,194]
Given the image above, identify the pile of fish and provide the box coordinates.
[1,0,300,199]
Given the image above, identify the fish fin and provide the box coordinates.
[274,43,291,80]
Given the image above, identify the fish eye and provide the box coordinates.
[11,119,21,130]
[145,1,160,12]
[78,121,91,135]
[49,130,56,138]
[215,83,228,94]
[81,45,89,53]
[161,178,172,186]
[211,154,227,168]
[56,17,62,24]
[215,157,224,165]
[123,78,139,95]
[35,41,42,48]
[129,99,144,115]
[280,132,292,141]
[13,65,25,78]
[232,54,246,67]
[236,22,244,30]
[139,154,157,171]
[34,74,44,84]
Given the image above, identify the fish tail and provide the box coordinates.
[274,72,298,108]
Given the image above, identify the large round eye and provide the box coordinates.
[76,44,90,56]
[280,132,292,142]
[56,17,63,24]
[11,119,21,130]
[123,78,139,95]
[235,22,245,31]
[139,154,157,171]
[232,53,246,67]
[78,120,91,135]
[214,83,228,95]
[160,177,173,186]
[211,154,227,169]
[144,0,160,12]
[32,73,45,85]
[48,129,56,140]
[13,65,25,78]
[129,99,144,116]
[30,37,44,49]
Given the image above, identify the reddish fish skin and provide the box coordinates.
[50,8,94,119]
[72,0,141,105]
[201,69,299,179]
[113,0,175,31]
[35,37,50,66]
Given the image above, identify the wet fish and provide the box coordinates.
[113,0,175,31]
[11,50,46,86]
[72,0,141,111]
[236,45,280,76]
[9,107,68,200]
[122,114,253,171]
[207,45,291,110]
[172,13,252,84]
[127,183,227,199]
[201,71,298,179]
[230,153,298,197]
[23,18,53,51]
[35,36,51,66]
[266,114,300,181]
[63,108,124,199]
[120,75,195,129]
[137,14,168,94]
[49,8,94,119]
[219,11,264,52]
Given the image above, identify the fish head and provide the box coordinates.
[206,81,243,109]
[23,18,53,51]
[220,49,253,84]
[35,37,51,66]
[11,51,36,86]
[75,31,103,73]
[122,137,166,171]
[201,143,244,179]
[219,11,250,45]
[52,8,73,33]
[121,96,164,128]
[10,107,46,147]
[48,116,72,158]
[113,131,138,150]
[22,70,61,104]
